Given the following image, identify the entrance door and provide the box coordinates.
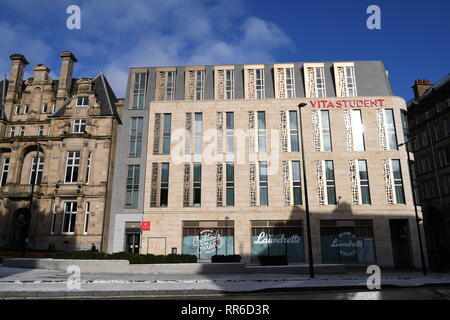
[125,233,140,254]
[11,208,31,249]
[389,219,412,269]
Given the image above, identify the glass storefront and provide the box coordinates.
[320,220,376,263]
[251,220,305,262]
[182,220,234,260]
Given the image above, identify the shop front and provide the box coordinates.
[182,220,234,260]
[320,219,376,263]
[251,220,305,262]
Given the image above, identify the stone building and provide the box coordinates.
[407,75,450,269]
[107,61,425,268]
[0,51,122,251]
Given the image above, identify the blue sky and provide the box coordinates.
[0,0,449,100]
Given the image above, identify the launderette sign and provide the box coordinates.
[192,229,223,254]
[331,232,363,257]
[309,98,385,109]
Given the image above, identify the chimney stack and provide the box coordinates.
[412,79,432,99]
[33,64,50,82]
[57,51,77,103]
[6,54,28,102]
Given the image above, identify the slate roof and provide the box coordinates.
[407,73,450,108]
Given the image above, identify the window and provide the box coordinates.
[132,73,146,108]
[195,70,204,100]
[41,104,48,113]
[83,202,90,235]
[334,63,358,97]
[19,126,25,136]
[289,111,299,152]
[76,96,89,107]
[9,127,15,137]
[65,151,80,183]
[345,66,357,97]
[193,163,202,207]
[304,65,326,98]
[73,119,86,133]
[24,105,29,114]
[384,110,398,150]
[225,69,234,100]
[129,117,143,157]
[285,68,295,98]
[1,158,10,186]
[29,157,44,185]
[85,152,92,184]
[226,112,234,153]
[226,163,234,206]
[52,104,56,114]
[162,114,172,155]
[259,161,269,206]
[166,71,176,101]
[62,201,77,234]
[325,160,337,205]
[14,105,20,114]
[160,163,170,207]
[255,69,265,99]
[357,160,371,204]
[320,110,332,151]
[445,118,450,137]
[38,126,44,136]
[50,203,56,235]
[351,110,365,151]
[391,159,406,204]
[194,113,202,154]
[420,130,429,148]
[292,161,302,205]
[257,111,266,152]
[125,165,140,209]
[315,67,326,98]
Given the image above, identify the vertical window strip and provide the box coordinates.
[351,110,365,151]
[132,73,146,109]
[83,202,90,235]
[125,165,140,209]
[226,112,234,153]
[166,71,175,101]
[325,160,337,205]
[257,111,266,153]
[193,163,202,206]
[349,160,359,205]
[376,109,388,151]
[312,110,321,152]
[320,110,332,151]
[292,160,302,205]
[280,111,289,152]
[194,113,203,154]
[216,163,223,207]
[160,163,169,207]
[382,159,394,204]
[216,112,223,154]
[384,109,398,151]
[276,67,286,98]
[259,161,268,206]
[315,160,325,205]
[391,159,406,204]
[289,110,299,152]
[183,163,191,207]
[162,114,172,154]
[345,66,357,97]
[249,161,257,206]
[184,113,192,154]
[225,70,234,99]
[282,161,291,205]
[255,69,265,99]
[358,160,371,204]
[195,70,204,100]
[1,158,10,186]
[150,163,159,207]
[50,203,56,235]
[285,68,295,98]
[131,117,144,157]
[316,67,326,98]
[248,111,256,154]
[85,152,92,184]
[226,162,235,206]
[344,110,354,152]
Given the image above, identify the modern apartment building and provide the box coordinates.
[107,61,425,268]
[0,51,122,251]
[407,75,450,269]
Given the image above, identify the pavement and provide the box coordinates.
[1,264,450,299]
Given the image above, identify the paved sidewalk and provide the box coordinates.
[1,265,450,299]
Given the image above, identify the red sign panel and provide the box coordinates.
[141,221,151,231]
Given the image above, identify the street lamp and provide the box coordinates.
[398,136,427,275]
[298,103,314,278]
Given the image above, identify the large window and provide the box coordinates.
[194,113,202,154]
[345,66,357,97]
[193,163,202,207]
[166,71,176,101]
[132,73,146,109]
[29,157,44,185]
[225,70,234,100]
[351,110,365,151]
[1,158,10,186]
[226,163,234,206]
[162,114,172,154]
[315,67,326,98]
[255,69,265,99]
[320,220,375,263]
[76,96,89,107]
[129,117,143,157]
[251,220,304,262]
[226,112,234,153]
[160,163,170,207]
[195,70,204,100]
[257,111,266,152]
[62,201,77,234]
[73,119,86,134]
[65,151,80,183]
[125,165,140,209]
[259,161,269,206]
[285,68,295,98]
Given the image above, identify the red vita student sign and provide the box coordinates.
[141,221,151,231]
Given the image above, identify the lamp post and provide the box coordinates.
[398,136,427,275]
[298,103,314,278]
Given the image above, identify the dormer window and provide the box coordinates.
[76,96,89,107]
[24,105,30,114]
[42,104,48,113]
[73,119,87,133]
